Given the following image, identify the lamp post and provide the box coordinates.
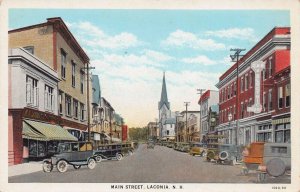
[228,113,233,144]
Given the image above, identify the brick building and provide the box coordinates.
[215,27,290,146]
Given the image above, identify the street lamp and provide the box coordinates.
[228,113,233,144]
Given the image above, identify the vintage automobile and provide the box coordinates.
[147,141,155,149]
[93,144,123,162]
[189,142,207,156]
[166,141,175,148]
[179,142,191,152]
[215,144,243,165]
[42,142,97,173]
[242,142,265,174]
[206,143,220,162]
[256,143,291,182]
[121,142,134,156]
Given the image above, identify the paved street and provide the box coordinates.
[9,144,290,183]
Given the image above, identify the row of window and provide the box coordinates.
[60,49,85,94]
[26,75,55,112]
[257,123,290,143]
[58,91,85,121]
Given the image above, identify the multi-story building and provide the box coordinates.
[215,27,290,145]
[9,17,90,141]
[147,122,159,141]
[176,111,200,142]
[198,90,219,140]
[90,75,101,147]
[8,48,77,165]
[100,97,115,143]
[112,113,123,142]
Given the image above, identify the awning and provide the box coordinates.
[23,120,78,141]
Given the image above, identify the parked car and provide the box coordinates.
[42,142,97,173]
[189,142,207,156]
[256,142,291,182]
[242,142,265,174]
[206,143,220,162]
[179,142,190,152]
[121,142,134,156]
[215,144,243,165]
[93,144,123,162]
[147,141,155,149]
[166,141,175,148]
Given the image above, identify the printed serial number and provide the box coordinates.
[272,186,286,190]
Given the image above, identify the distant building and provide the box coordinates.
[176,111,200,142]
[198,90,219,141]
[147,122,159,141]
[100,97,115,143]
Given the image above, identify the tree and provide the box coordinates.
[129,127,148,141]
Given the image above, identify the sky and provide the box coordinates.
[9,9,290,127]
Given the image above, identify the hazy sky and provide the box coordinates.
[9,9,290,127]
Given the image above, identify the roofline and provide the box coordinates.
[219,27,290,81]
[9,17,90,64]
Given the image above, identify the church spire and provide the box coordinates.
[158,72,170,110]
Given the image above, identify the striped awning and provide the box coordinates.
[272,117,290,125]
[22,120,78,141]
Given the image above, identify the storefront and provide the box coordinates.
[272,116,290,143]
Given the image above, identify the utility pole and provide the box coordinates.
[82,65,95,142]
[230,48,245,145]
[184,102,190,142]
[197,89,206,142]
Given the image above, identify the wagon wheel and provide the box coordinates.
[87,158,96,170]
[57,160,68,173]
[73,165,81,169]
[42,161,53,173]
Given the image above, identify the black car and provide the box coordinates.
[121,143,134,156]
[94,144,123,162]
[42,142,97,173]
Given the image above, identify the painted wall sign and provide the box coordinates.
[247,61,265,114]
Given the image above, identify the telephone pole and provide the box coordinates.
[184,102,190,142]
[230,48,245,145]
[197,89,206,142]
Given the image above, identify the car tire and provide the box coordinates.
[116,153,123,161]
[266,158,286,177]
[96,156,102,163]
[87,158,96,170]
[57,160,68,173]
[73,165,81,169]
[201,151,207,157]
[219,151,229,161]
[42,161,53,173]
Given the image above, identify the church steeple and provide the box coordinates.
[158,72,170,110]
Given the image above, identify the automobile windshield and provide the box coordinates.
[57,143,71,153]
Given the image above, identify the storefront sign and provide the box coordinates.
[272,117,290,125]
[247,61,265,114]
[23,108,61,124]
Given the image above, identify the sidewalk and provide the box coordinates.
[9,161,43,177]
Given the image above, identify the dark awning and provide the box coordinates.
[22,120,78,141]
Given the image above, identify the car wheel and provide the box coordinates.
[116,153,123,161]
[96,156,102,163]
[201,151,207,157]
[57,160,68,173]
[42,161,53,173]
[87,158,96,170]
[73,165,81,169]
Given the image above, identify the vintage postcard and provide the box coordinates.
[0,0,299,192]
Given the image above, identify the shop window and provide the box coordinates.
[257,132,272,142]
[278,86,283,109]
[275,123,290,143]
[44,85,54,112]
[26,75,39,107]
[61,49,66,79]
[285,84,290,108]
